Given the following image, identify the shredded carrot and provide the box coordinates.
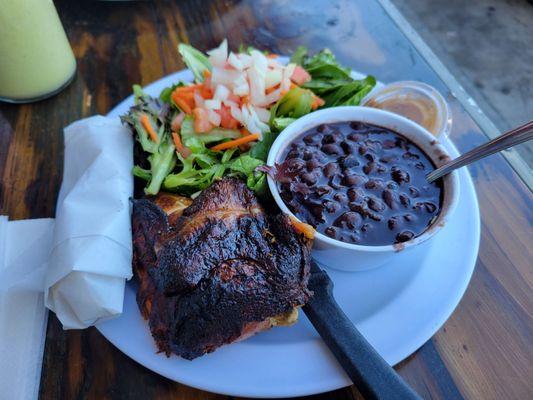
[140,114,159,142]
[171,131,191,158]
[311,94,325,110]
[211,134,260,152]
[174,84,201,93]
[172,93,193,114]
[289,216,315,240]
[290,82,298,89]
[203,70,212,78]
[240,128,251,136]
[267,53,279,59]
[266,85,280,95]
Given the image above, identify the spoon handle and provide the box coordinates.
[303,261,422,400]
[426,120,533,183]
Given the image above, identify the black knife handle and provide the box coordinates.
[303,264,422,400]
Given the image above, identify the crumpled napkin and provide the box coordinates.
[0,115,134,329]
[45,115,134,329]
[0,115,134,399]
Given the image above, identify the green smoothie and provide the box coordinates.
[0,0,76,101]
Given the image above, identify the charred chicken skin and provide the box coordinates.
[132,178,312,360]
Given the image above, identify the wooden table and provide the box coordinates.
[1,0,531,399]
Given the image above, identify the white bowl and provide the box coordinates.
[267,106,460,271]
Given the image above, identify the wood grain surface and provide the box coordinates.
[0,0,531,399]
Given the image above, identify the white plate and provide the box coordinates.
[99,68,480,398]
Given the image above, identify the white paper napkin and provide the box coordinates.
[45,116,134,329]
[0,216,54,400]
[0,115,134,398]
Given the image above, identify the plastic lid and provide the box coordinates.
[362,81,452,138]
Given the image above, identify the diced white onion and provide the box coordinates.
[204,99,221,110]
[248,66,266,106]
[254,106,270,123]
[223,99,239,109]
[228,52,244,70]
[230,105,243,123]
[265,69,283,89]
[207,109,221,126]
[233,72,250,96]
[250,49,268,73]
[194,91,204,107]
[207,39,228,68]
[212,67,244,88]
[213,84,230,101]
[238,54,253,69]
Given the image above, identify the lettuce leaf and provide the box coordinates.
[178,43,212,82]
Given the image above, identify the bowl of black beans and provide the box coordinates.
[266,106,459,271]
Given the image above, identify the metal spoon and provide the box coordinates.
[426,120,533,183]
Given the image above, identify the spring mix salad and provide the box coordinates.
[122,40,376,196]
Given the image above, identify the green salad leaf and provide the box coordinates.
[122,86,177,195]
[178,43,212,82]
[295,47,376,107]
[269,87,314,127]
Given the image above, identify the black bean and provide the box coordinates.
[324,200,340,214]
[349,202,368,217]
[396,230,415,242]
[391,168,410,184]
[387,181,399,190]
[316,186,332,197]
[329,174,343,190]
[368,212,383,222]
[399,193,410,207]
[316,124,328,133]
[380,155,398,164]
[382,139,396,149]
[340,155,360,169]
[301,172,317,186]
[409,186,420,197]
[341,141,356,154]
[350,121,365,130]
[403,213,415,222]
[324,226,337,238]
[347,133,364,142]
[415,162,425,170]
[382,189,397,209]
[303,150,314,160]
[368,196,385,212]
[364,153,376,162]
[348,187,365,202]
[388,216,399,230]
[349,233,361,243]
[344,174,365,186]
[323,162,339,178]
[303,134,320,144]
[363,162,377,175]
[361,223,370,232]
[358,145,368,155]
[333,211,362,229]
[322,143,342,155]
[333,192,348,203]
[306,158,321,171]
[403,151,420,160]
[424,202,437,213]
[365,179,383,190]
[322,132,342,144]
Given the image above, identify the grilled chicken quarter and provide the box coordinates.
[132,177,313,360]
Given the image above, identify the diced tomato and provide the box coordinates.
[171,112,186,132]
[193,107,214,133]
[290,65,312,85]
[216,104,240,129]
